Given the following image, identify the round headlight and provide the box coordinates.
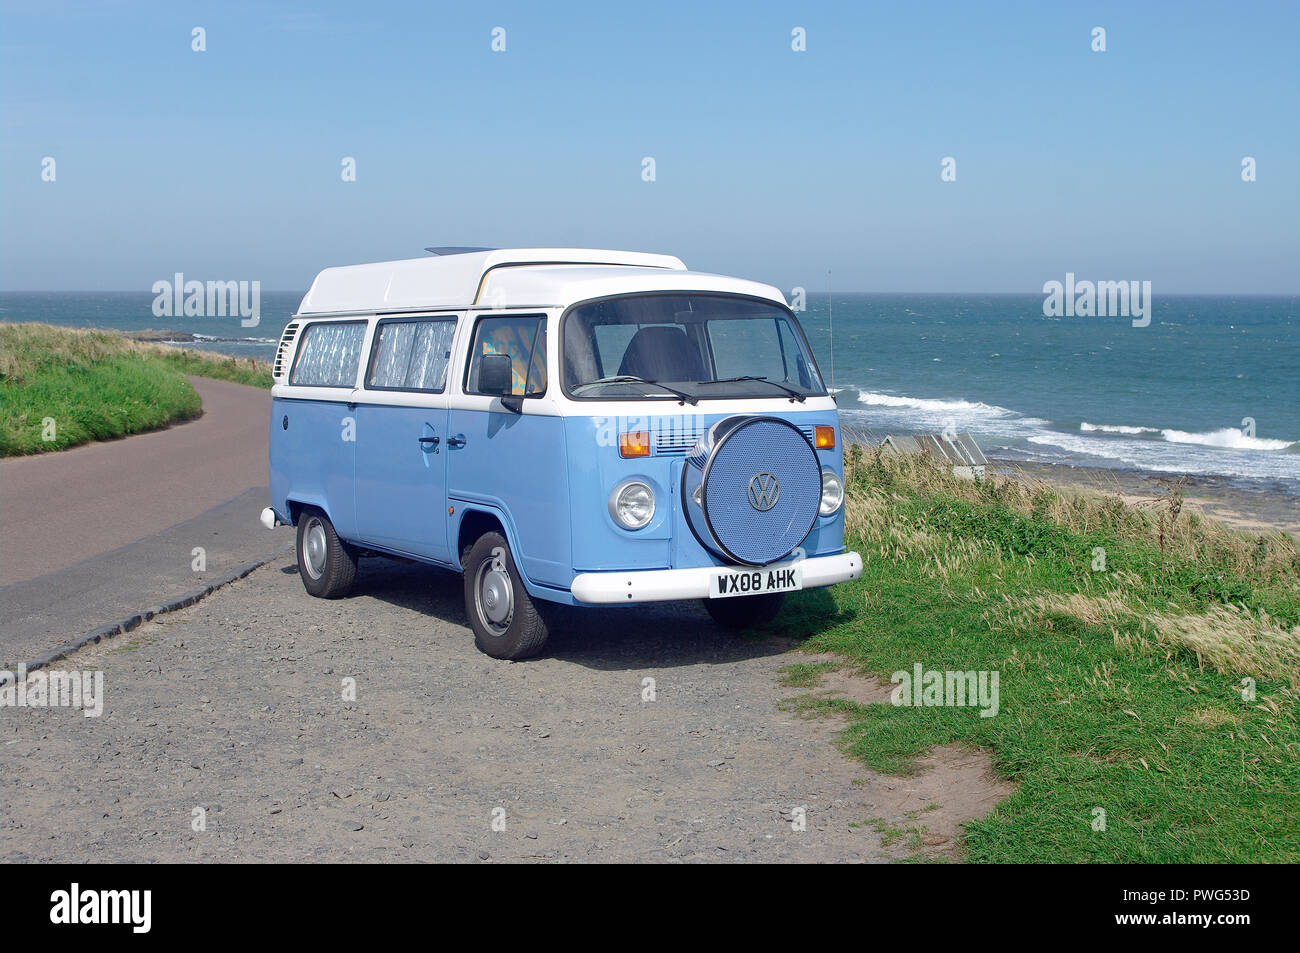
[610,480,656,529]
[819,468,844,516]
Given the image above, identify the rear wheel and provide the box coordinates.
[296,510,357,598]
[462,532,549,660]
[704,592,785,630]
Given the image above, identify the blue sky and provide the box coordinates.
[2,0,1297,292]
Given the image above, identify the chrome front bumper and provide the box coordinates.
[570,551,862,605]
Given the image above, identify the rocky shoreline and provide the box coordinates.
[119,329,199,342]
[988,457,1300,538]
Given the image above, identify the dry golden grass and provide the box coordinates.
[1149,604,1300,689]
[1181,707,1242,727]
[0,322,271,387]
[0,323,134,383]
[1024,590,1134,628]
[1021,591,1300,689]
[843,441,1300,689]
[843,440,1300,583]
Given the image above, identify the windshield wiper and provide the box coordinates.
[572,375,698,405]
[698,376,806,402]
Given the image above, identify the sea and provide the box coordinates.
[2,291,1297,494]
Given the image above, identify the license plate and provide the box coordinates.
[708,565,803,599]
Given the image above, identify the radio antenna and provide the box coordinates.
[827,269,834,392]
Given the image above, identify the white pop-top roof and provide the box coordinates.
[296,248,787,315]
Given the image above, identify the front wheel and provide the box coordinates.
[704,592,785,629]
[296,510,357,598]
[462,532,549,660]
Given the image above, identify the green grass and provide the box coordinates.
[0,322,272,455]
[776,661,838,688]
[777,446,1300,863]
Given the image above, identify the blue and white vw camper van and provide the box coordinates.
[261,249,861,659]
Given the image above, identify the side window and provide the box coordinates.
[466,315,547,396]
[366,319,456,392]
[289,321,367,387]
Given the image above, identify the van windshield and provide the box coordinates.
[563,293,826,401]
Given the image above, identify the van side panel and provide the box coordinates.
[353,403,451,563]
[270,395,358,538]
[445,409,571,588]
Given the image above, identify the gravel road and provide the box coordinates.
[0,554,1005,863]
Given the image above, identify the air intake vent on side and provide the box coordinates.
[272,322,300,380]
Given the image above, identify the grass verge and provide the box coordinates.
[0,323,272,455]
[780,445,1300,862]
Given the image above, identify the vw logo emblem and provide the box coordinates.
[747,472,780,511]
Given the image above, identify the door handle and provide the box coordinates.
[446,436,467,448]
[418,435,440,454]
[418,436,440,444]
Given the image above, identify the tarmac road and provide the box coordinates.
[0,376,283,664]
[0,376,270,586]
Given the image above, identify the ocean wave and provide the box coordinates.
[1081,422,1296,452]
[191,332,280,344]
[1023,431,1300,484]
[1080,422,1160,435]
[839,385,1299,487]
[1026,433,1144,467]
[848,389,1015,417]
[1160,428,1296,452]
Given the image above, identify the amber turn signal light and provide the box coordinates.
[814,425,836,449]
[619,431,651,458]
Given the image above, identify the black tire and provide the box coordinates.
[462,531,549,660]
[296,509,358,598]
[704,592,786,630]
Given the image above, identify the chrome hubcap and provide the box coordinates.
[304,519,328,579]
[475,547,514,633]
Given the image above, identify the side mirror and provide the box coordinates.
[478,353,514,396]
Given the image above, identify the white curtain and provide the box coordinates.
[291,322,366,387]
[370,320,455,390]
